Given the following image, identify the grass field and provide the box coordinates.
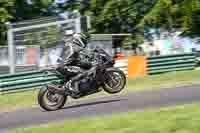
[1,70,200,112]
[10,103,200,133]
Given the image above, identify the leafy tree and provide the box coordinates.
[0,0,15,45]
[142,0,200,36]
[0,0,55,45]
[82,0,157,48]
[15,0,54,20]
[0,0,199,47]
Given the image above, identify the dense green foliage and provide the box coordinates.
[142,0,200,36]
[0,0,199,46]
[84,0,157,48]
[83,0,200,47]
[0,0,15,45]
[84,0,155,33]
[0,0,53,45]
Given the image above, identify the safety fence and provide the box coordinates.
[0,53,197,94]
[0,65,38,75]
[126,53,196,78]
[147,53,196,75]
[0,70,63,94]
[96,53,196,78]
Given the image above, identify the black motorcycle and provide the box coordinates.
[38,34,127,111]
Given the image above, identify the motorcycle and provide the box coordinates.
[38,34,127,111]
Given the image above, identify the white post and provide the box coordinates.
[87,16,91,29]
[6,22,15,74]
[75,17,81,33]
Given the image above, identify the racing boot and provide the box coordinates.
[65,80,80,95]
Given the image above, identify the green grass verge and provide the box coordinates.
[0,90,38,112]
[128,69,200,90]
[10,103,200,133]
[1,70,200,112]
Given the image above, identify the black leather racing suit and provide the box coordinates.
[62,45,96,93]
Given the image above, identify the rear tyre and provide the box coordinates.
[38,86,67,111]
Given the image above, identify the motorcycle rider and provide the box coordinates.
[59,32,97,95]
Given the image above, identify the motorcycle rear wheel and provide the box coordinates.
[38,86,67,111]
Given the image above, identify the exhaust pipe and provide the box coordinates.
[47,84,65,94]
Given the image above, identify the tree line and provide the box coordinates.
[0,0,199,47]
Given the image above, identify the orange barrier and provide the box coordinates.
[128,56,147,78]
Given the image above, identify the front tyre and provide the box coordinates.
[38,86,67,111]
[103,68,126,94]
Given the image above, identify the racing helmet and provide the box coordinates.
[73,33,90,48]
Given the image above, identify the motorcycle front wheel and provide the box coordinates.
[38,86,67,111]
[103,68,126,94]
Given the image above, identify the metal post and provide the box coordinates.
[87,16,91,30]
[6,22,15,74]
[44,48,49,67]
[75,17,81,33]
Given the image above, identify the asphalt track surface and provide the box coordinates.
[1,85,200,132]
